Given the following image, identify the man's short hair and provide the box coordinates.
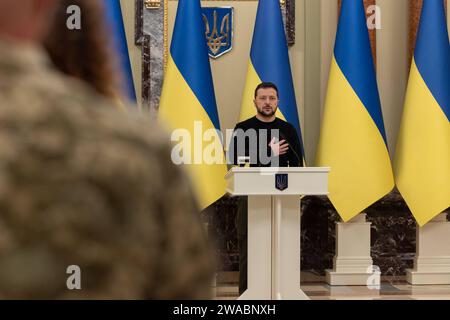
[254,82,279,99]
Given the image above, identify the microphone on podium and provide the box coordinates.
[237,156,251,167]
[277,132,303,167]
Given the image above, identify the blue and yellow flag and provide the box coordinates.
[159,0,227,210]
[104,0,136,102]
[394,0,450,226]
[239,0,305,156]
[316,0,394,222]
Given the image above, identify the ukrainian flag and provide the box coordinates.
[316,0,394,222]
[394,0,450,226]
[239,0,305,155]
[104,0,136,102]
[159,0,227,210]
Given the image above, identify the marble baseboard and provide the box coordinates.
[205,196,239,271]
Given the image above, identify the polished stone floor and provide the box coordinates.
[214,272,450,300]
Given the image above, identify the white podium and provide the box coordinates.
[225,167,329,300]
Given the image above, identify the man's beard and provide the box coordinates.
[257,105,277,117]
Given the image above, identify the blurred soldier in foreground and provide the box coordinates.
[0,0,214,299]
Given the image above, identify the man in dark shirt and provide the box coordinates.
[230,83,303,168]
[229,82,303,295]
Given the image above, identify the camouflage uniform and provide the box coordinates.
[0,40,214,299]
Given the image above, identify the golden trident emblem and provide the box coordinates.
[202,10,230,56]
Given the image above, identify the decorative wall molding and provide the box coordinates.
[285,0,296,45]
[135,0,165,114]
[135,1,150,113]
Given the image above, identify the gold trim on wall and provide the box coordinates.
[167,0,286,6]
[145,0,162,9]
[168,0,257,1]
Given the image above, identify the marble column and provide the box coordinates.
[140,0,165,116]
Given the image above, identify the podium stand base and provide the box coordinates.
[238,288,310,300]
[238,289,270,301]
[226,167,329,300]
[407,213,450,285]
[325,269,379,286]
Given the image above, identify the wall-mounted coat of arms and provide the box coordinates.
[201,7,234,59]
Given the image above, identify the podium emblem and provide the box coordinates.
[275,174,288,191]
